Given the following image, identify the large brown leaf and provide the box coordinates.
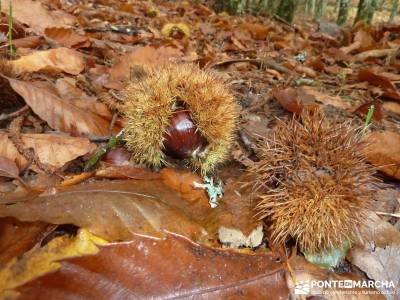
[0,217,53,267]
[20,134,96,169]
[7,78,114,137]
[44,27,89,49]
[14,232,289,299]
[0,133,28,171]
[1,0,72,34]
[11,48,85,75]
[365,131,400,179]
[0,179,209,242]
[106,45,183,89]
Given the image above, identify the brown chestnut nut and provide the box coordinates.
[163,109,208,159]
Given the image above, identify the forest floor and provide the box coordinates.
[0,0,400,299]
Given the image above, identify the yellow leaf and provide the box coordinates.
[0,229,108,298]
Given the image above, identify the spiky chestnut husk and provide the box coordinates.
[249,108,376,254]
[118,64,238,174]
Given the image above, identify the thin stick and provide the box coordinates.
[0,105,29,121]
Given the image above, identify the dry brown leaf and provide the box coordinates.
[12,232,288,299]
[44,27,89,49]
[239,22,269,40]
[340,30,375,54]
[20,134,96,169]
[383,102,400,114]
[1,0,70,34]
[7,78,116,137]
[350,212,400,298]
[0,156,20,179]
[0,133,28,171]
[11,48,85,75]
[106,45,183,89]
[365,131,400,179]
[358,69,396,90]
[0,179,209,242]
[272,87,304,114]
[13,36,44,49]
[300,86,352,110]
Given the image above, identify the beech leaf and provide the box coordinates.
[11,48,85,75]
[7,78,115,137]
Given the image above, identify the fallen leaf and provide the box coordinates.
[0,156,21,179]
[350,212,400,297]
[11,48,85,75]
[365,131,400,179]
[0,133,28,171]
[239,22,269,40]
[272,87,304,114]
[44,27,89,49]
[11,232,288,299]
[106,45,183,89]
[20,134,96,169]
[0,179,209,242]
[299,86,352,110]
[0,229,106,298]
[354,100,383,121]
[383,102,400,114]
[358,69,396,90]
[1,0,69,34]
[7,78,115,137]
[0,217,53,266]
[13,36,44,49]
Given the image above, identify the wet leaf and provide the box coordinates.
[0,179,209,242]
[11,232,288,299]
[0,218,53,266]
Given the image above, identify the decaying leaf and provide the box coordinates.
[0,217,53,267]
[11,48,85,75]
[0,229,107,299]
[7,231,289,299]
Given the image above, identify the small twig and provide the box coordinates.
[89,136,111,143]
[0,105,29,121]
[211,58,291,74]
[376,211,400,218]
[108,112,118,136]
